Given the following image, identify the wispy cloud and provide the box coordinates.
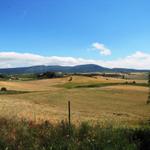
[0,51,150,69]
[91,42,111,56]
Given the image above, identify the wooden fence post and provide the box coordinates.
[68,101,71,126]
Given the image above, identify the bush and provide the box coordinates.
[37,72,64,79]
[133,81,136,84]
[1,87,7,91]
[147,95,150,104]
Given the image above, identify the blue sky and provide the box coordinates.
[0,0,150,68]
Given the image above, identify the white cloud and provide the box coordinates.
[108,51,150,69]
[92,42,111,56]
[0,51,150,69]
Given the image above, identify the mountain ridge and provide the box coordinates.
[0,64,149,74]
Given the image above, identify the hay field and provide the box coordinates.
[0,76,149,126]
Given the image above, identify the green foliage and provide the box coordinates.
[147,72,150,104]
[0,74,9,80]
[37,72,64,79]
[0,118,149,150]
[148,73,150,85]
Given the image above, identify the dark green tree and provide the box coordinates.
[147,72,150,104]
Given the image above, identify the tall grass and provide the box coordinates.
[0,118,149,150]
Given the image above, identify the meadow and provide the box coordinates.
[0,118,149,150]
[0,75,149,127]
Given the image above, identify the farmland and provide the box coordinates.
[0,74,149,127]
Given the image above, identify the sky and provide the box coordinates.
[0,0,150,69]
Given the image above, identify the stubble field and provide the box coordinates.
[0,75,149,127]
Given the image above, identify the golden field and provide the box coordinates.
[0,75,149,126]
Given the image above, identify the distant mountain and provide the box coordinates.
[68,64,110,73]
[112,68,149,73]
[0,64,149,74]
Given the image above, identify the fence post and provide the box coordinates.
[68,101,71,126]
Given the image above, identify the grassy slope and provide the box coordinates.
[0,76,149,126]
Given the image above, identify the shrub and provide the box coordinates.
[147,95,150,104]
[133,81,136,84]
[1,87,7,91]
[147,72,150,104]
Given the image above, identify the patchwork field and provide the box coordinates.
[0,75,149,126]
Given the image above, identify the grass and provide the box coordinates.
[0,118,149,150]
[57,82,148,89]
[0,75,149,149]
[0,75,149,126]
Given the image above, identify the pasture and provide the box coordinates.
[0,75,149,127]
